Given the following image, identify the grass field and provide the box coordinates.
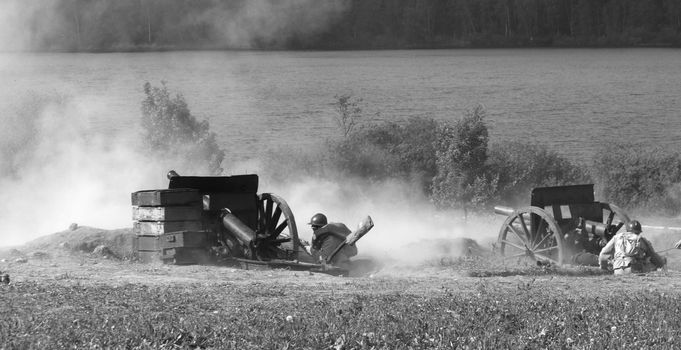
[3,228,681,349]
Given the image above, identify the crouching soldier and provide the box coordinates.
[598,220,666,274]
[308,213,357,268]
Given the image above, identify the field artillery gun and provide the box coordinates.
[493,184,630,266]
[132,171,372,275]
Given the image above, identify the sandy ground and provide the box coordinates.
[3,226,681,297]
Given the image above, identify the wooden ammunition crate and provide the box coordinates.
[132,205,202,221]
[161,247,212,265]
[131,188,201,207]
[137,250,162,263]
[135,231,214,263]
[136,236,159,251]
[137,248,212,264]
[133,220,203,236]
[161,230,215,248]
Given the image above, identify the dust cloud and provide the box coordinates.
[0,89,503,262]
[0,92,166,247]
[0,0,492,259]
[257,174,503,266]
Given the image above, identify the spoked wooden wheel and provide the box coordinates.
[497,206,565,264]
[256,193,300,260]
[600,203,630,241]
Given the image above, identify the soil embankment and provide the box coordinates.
[2,225,681,288]
[4,226,681,348]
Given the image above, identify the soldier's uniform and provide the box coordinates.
[598,229,666,274]
[310,222,357,267]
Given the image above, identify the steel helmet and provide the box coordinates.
[308,213,328,227]
[626,220,642,233]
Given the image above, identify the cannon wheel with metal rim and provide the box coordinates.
[255,193,303,260]
[497,206,565,265]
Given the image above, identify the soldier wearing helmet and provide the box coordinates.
[598,220,666,274]
[308,213,357,266]
[309,213,328,230]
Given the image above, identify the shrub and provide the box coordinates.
[0,91,56,178]
[141,82,224,175]
[486,141,591,207]
[333,94,363,138]
[328,117,440,192]
[591,143,681,215]
[263,97,596,214]
[431,107,589,212]
[431,105,489,212]
[259,145,332,182]
[264,114,441,193]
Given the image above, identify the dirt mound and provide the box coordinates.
[22,226,136,258]
[91,244,121,259]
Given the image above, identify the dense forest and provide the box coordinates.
[11,0,681,52]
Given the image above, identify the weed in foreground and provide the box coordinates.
[1,281,680,349]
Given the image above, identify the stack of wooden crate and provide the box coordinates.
[131,188,215,264]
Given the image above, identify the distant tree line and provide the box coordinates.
[21,0,681,52]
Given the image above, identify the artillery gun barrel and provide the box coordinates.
[221,210,257,246]
[582,219,608,236]
[494,206,515,216]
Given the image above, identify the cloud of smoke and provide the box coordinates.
[0,92,167,247]
[257,174,503,267]
[0,86,505,264]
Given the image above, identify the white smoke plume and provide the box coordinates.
[0,89,504,261]
[257,174,503,266]
[0,92,166,246]
[0,0,352,247]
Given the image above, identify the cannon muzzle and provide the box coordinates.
[494,206,515,216]
[221,209,258,258]
[581,219,608,236]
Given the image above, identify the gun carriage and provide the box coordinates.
[494,184,630,265]
[131,171,367,275]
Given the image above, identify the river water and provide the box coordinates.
[2,48,681,245]
[2,48,680,165]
